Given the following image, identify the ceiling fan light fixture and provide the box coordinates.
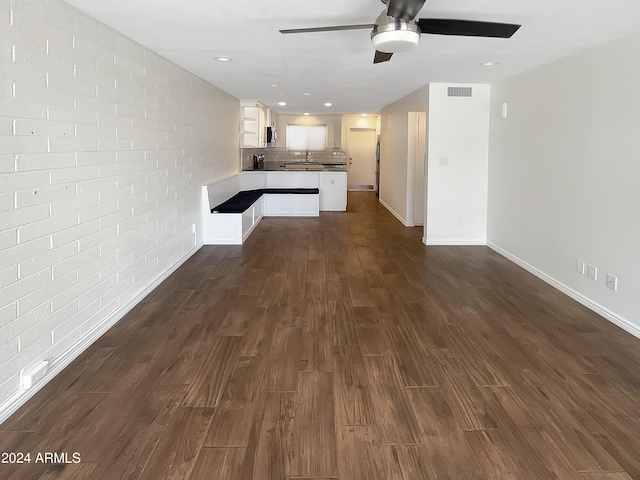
[371,13,420,53]
[372,29,419,53]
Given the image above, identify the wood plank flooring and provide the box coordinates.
[2,191,640,479]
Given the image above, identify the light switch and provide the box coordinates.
[587,264,597,281]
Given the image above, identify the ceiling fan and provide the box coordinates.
[280,0,521,64]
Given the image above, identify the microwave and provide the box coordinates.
[266,126,277,144]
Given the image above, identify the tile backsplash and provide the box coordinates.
[242,147,347,169]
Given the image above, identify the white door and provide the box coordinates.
[347,128,377,190]
[413,113,426,226]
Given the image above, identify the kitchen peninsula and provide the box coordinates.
[241,147,348,211]
[202,154,346,244]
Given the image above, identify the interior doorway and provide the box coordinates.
[347,128,377,190]
[413,113,427,226]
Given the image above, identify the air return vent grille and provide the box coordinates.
[447,87,472,97]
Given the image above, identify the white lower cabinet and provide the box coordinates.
[238,171,347,212]
[319,172,347,211]
[291,195,320,216]
[263,195,289,215]
[263,194,319,217]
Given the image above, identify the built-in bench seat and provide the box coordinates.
[202,173,320,245]
[212,188,320,214]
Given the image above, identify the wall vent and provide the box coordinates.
[447,87,473,97]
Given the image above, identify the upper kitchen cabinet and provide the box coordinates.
[240,101,267,147]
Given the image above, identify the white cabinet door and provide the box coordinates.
[292,195,319,216]
[263,195,290,215]
[319,172,347,211]
[263,194,320,217]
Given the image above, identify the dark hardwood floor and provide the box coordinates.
[2,191,640,479]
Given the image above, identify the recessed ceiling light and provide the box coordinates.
[303,93,311,96]
[278,101,286,106]
[324,102,332,107]
[270,84,278,87]
[215,56,232,62]
[362,113,367,116]
[482,61,499,66]
[304,113,310,116]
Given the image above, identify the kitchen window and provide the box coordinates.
[286,124,327,151]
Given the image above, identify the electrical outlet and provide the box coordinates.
[576,259,585,274]
[439,157,449,167]
[606,273,618,291]
[587,264,597,281]
[20,361,49,389]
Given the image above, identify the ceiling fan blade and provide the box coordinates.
[387,0,427,21]
[417,18,521,38]
[374,51,393,64]
[280,24,374,34]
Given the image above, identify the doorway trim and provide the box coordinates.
[346,127,377,191]
[406,112,427,228]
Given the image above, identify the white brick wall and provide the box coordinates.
[0,0,240,410]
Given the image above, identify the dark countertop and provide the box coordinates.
[242,161,348,172]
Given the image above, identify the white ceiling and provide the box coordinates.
[64,0,640,115]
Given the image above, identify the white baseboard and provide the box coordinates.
[424,239,487,246]
[0,243,202,425]
[378,198,413,226]
[487,242,640,340]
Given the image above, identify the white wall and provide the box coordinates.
[0,0,239,418]
[488,31,640,334]
[272,114,380,152]
[340,114,380,149]
[426,84,490,245]
[274,114,341,148]
[379,85,428,225]
[379,83,489,240]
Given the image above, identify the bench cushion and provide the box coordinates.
[259,188,319,195]
[212,190,264,213]
[212,188,320,213]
